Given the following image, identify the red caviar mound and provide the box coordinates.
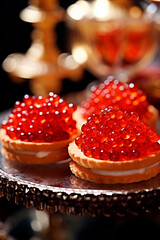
[80,77,151,122]
[1,93,77,143]
[75,108,160,161]
[0,93,79,164]
[68,108,160,184]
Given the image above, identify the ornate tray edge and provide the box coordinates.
[1,168,160,217]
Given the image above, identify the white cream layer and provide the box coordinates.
[91,161,160,176]
[6,148,70,164]
[8,149,63,158]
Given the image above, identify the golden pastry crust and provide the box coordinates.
[69,161,160,184]
[0,129,79,164]
[1,146,69,164]
[74,104,159,131]
[0,129,78,152]
[68,141,160,184]
[68,142,160,171]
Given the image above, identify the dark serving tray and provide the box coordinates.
[1,108,160,217]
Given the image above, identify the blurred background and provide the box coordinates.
[0,0,95,113]
[0,0,31,112]
[1,0,160,113]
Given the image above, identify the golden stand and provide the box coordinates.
[3,0,82,96]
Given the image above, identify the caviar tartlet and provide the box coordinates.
[0,93,79,164]
[75,77,158,130]
[69,108,160,184]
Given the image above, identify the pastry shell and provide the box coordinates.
[68,141,160,184]
[0,129,79,164]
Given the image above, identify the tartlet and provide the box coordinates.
[75,77,158,130]
[69,108,160,184]
[0,93,79,164]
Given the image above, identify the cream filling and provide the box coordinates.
[8,149,63,158]
[7,148,70,163]
[91,161,160,176]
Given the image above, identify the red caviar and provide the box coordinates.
[80,76,150,121]
[1,93,77,142]
[75,108,160,161]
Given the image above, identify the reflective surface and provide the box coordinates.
[1,152,160,196]
[1,109,160,196]
[1,111,160,216]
